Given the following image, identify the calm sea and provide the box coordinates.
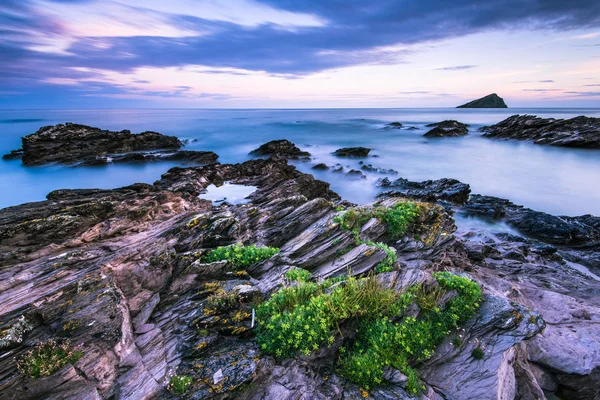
[1,108,599,217]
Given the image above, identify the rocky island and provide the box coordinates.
[0,139,599,400]
[2,123,219,166]
[481,114,600,148]
[457,93,507,108]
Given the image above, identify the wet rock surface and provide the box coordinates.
[333,147,371,157]
[3,123,212,166]
[424,120,469,137]
[480,114,600,148]
[249,139,310,159]
[378,177,471,203]
[0,143,599,399]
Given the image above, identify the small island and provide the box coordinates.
[457,93,507,108]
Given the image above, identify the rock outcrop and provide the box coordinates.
[0,142,599,400]
[249,139,310,159]
[480,114,600,148]
[424,120,469,137]
[378,177,471,203]
[457,93,507,108]
[2,123,214,166]
[333,147,371,157]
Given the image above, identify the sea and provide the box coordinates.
[1,108,599,218]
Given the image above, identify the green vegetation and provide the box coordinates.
[17,339,83,379]
[168,374,193,395]
[365,241,397,273]
[285,268,312,283]
[471,347,485,360]
[256,272,482,394]
[334,201,420,239]
[201,243,279,270]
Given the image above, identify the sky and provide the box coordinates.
[0,0,599,108]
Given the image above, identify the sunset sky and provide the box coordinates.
[1,0,599,108]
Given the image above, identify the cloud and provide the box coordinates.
[435,65,477,71]
[538,80,554,83]
[522,88,562,92]
[398,91,431,94]
[584,84,600,87]
[1,0,600,105]
[564,91,600,96]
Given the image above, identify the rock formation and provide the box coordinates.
[480,114,600,148]
[249,139,310,159]
[424,120,469,137]
[0,145,598,400]
[2,123,218,166]
[457,93,507,108]
[333,147,371,157]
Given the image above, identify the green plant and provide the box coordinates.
[365,241,397,273]
[17,339,83,379]
[334,201,420,239]
[202,243,279,270]
[256,271,483,394]
[168,374,193,394]
[285,268,312,283]
[471,347,485,360]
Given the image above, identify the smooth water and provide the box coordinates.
[1,108,599,216]
[199,183,257,205]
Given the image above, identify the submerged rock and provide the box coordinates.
[333,147,371,157]
[384,122,403,129]
[480,114,600,148]
[9,122,192,166]
[457,93,508,108]
[424,120,469,137]
[249,139,310,159]
[312,163,329,170]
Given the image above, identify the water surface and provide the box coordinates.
[1,108,599,216]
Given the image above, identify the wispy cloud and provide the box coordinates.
[435,65,477,71]
[522,89,563,92]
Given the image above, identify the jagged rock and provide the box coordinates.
[1,150,600,400]
[2,149,24,160]
[333,147,371,157]
[384,122,403,129]
[8,122,190,166]
[378,177,471,204]
[462,194,600,245]
[345,169,366,179]
[249,139,310,159]
[361,164,398,175]
[424,120,469,137]
[312,163,329,170]
[480,114,600,148]
[457,93,507,108]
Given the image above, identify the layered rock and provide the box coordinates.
[424,120,469,137]
[378,177,471,203]
[480,114,600,148]
[3,123,214,166]
[0,151,599,400]
[457,93,507,108]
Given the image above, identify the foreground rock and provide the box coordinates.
[480,114,600,148]
[333,147,371,157]
[0,158,599,400]
[424,120,469,137]
[249,139,310,159]
[2,122,214,166]
[457,93,507,108]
